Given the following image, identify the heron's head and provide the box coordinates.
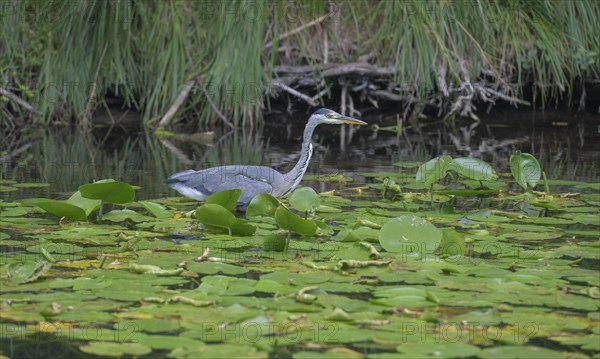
[310,108,367,126]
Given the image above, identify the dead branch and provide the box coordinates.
[271,80,317,106]
[0,87,43,116]
[0,142,36,163]
[157,79,196,128]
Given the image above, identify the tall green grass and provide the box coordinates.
[1,0,598,129]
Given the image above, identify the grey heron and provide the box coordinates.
[165,108,367,204]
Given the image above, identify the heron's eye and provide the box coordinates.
[326,114,335,119]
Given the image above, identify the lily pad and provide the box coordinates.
[206,189,242,210]
[450,157,498,181]
[139,201,172,218]
[275,206,317,236]
[379,215,442,253]
[79,180,135,204]
[510,151,542,190]
[416,156,453,186]
[79,342,152,357]
[246,193,280,217]
[33,199,88,221]
[13,182,50,188]
[289,187,320,212]
[397,342,481,358]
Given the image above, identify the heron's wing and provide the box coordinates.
[165,166,280,204]
[165,170,212,195]
[202,172,275,204]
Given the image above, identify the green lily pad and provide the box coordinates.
[263,234,287,252]
[79,342,152,357]
[450,157,498,181]
[187,261,248,275]
[195,203,256,235]
[479,345,562,359]
[130,263,184,276]
[467,215,511,223]
[13,182,50,188]
[510,151,542,190]
[246,193,280,217]
[379,215,441,253]
[397,342,481,358]
[79,180,135,204]
[33,199,88,221]
[139,201,172,218]
[206,189,242,210]
[275,206,317,236]
[416,156,453,186]
[103,209,154,223]
[66,191,101,216]
[289,187,320,212]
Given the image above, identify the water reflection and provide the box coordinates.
[1,110,598,202]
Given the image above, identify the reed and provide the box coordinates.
[1,0,598,129]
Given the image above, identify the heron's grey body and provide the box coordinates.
[165,109,365,204]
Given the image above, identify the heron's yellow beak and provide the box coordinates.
[336,115,367,125]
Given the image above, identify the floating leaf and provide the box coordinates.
[289,187,320,212]
[103,209,153,223]
[379,215,441,253]
[139,201,172,218]
[274,206,317,236]
[79,180,135,204]
[263,234,287,252]
[13,182,50,188]
[79,342,152,357]
[130,263,183,276]
[479,345,562,359]
[434,189,498,196]
[206,189,242,210]
[7,259,53,284]
[510,151,542,190]
[438,228,466,256]
[397,342,480,358]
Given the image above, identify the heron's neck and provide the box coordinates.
[283,122,317,194]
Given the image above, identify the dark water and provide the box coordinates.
[1,109,599,202]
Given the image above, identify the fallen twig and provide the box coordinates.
[272,80,317,106]
[157,79,196,128]
[0,87,43,116]
[0,142,36,163]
